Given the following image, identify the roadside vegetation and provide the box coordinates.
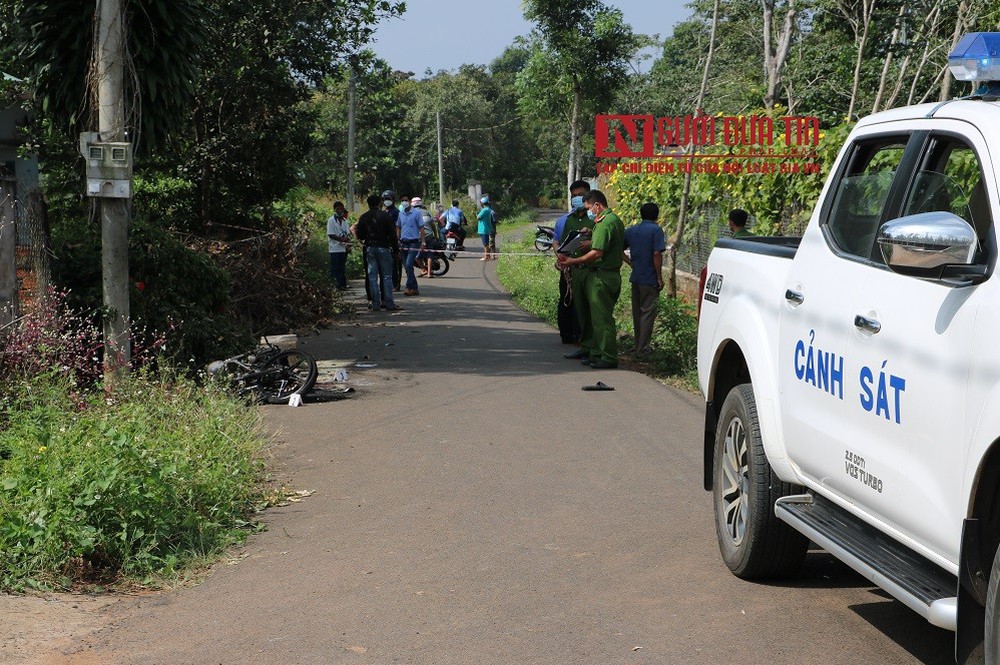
[0,293,272,592]
[495,227,698,389]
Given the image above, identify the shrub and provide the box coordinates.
[0,289,105,388]
[50,214,253,367]
[0,372,268,591]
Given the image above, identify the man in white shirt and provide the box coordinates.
[327,201,351,290]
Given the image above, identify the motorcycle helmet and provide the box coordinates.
[381,189,396,202]
[480,196,489,204]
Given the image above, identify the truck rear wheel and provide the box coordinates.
[713,384,808,579]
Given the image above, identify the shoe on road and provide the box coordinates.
[590,360,618,369]
[403,289,419,296]
[564,349,587,360]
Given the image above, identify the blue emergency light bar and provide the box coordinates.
[949,32,1000,82]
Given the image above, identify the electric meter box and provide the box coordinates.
[79,132,133,198]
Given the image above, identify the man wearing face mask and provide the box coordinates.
[556,189,625,369]
[396,195,426,296]
[552,180,591,345]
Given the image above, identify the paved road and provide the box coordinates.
[22,237,953,664]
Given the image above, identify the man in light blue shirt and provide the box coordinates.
[396,196,426,295]
[442,199,467,249]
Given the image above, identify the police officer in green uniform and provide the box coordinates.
[557,190,625,369]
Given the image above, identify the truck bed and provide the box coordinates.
[715,235,801,259]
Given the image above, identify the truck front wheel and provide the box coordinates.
[713,384,808,579]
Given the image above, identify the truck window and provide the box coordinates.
[824,139,908,261]
[902,137,992,253]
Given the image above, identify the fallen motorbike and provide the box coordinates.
[534,225,555,252]
[208,340,318,404]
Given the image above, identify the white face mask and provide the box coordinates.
[383,199,393,207]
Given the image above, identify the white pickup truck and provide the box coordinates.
[697,33,1000,664]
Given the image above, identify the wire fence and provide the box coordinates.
[1,176,50,321]
[673,200,811,277]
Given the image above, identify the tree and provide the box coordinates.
[669,0,721,299]
[165,0,404,231]
[16,0,207,146]
[761,0,798,110]
[520,0,640,196]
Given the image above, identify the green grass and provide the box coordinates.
[496,229,699,388]
[0,372,271,591]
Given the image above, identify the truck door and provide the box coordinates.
[843,127,991,565]
[779,134,918,487]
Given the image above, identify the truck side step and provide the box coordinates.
[775,494,957,631]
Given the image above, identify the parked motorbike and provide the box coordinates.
[415,239,450,277]
[534,225,555,252]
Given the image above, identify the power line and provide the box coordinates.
[446,115,525,132]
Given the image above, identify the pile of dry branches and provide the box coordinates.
[200,219,335,337]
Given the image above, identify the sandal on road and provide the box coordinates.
[581,381,615,391]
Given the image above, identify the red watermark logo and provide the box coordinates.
[595,113,822,176]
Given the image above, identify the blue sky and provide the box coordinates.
[371,0,694,77]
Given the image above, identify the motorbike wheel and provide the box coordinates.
[431,255,450,277]
[535,235,553,252]
[256,350,318,402]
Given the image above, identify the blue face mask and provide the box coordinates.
[571,195,584,210]
[586,209,597,221]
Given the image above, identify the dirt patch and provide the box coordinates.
[1,593,115,665]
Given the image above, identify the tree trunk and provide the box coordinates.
[567,82,580,200]
[872,3,907,113]
[846,0,876,120]
[669,0,720,299]
[888,1,944,109]
[762,0,796,110]
[940,1,970,101]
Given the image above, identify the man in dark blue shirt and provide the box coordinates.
[623,202,666,356]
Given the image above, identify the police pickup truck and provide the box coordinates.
[697,33,1000,663]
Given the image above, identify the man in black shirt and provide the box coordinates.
[355,193,401,311]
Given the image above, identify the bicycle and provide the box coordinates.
[207,341,318,403]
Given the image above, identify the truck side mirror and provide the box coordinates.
[876,211,986,284]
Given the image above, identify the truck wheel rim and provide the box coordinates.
[721,417,749,546]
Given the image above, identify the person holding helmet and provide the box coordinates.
[553,179,591,345]
[477,196,495,261]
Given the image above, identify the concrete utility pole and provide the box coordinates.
[97,0,130,375]
[436,111,445,207]
[346,59,357,211]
